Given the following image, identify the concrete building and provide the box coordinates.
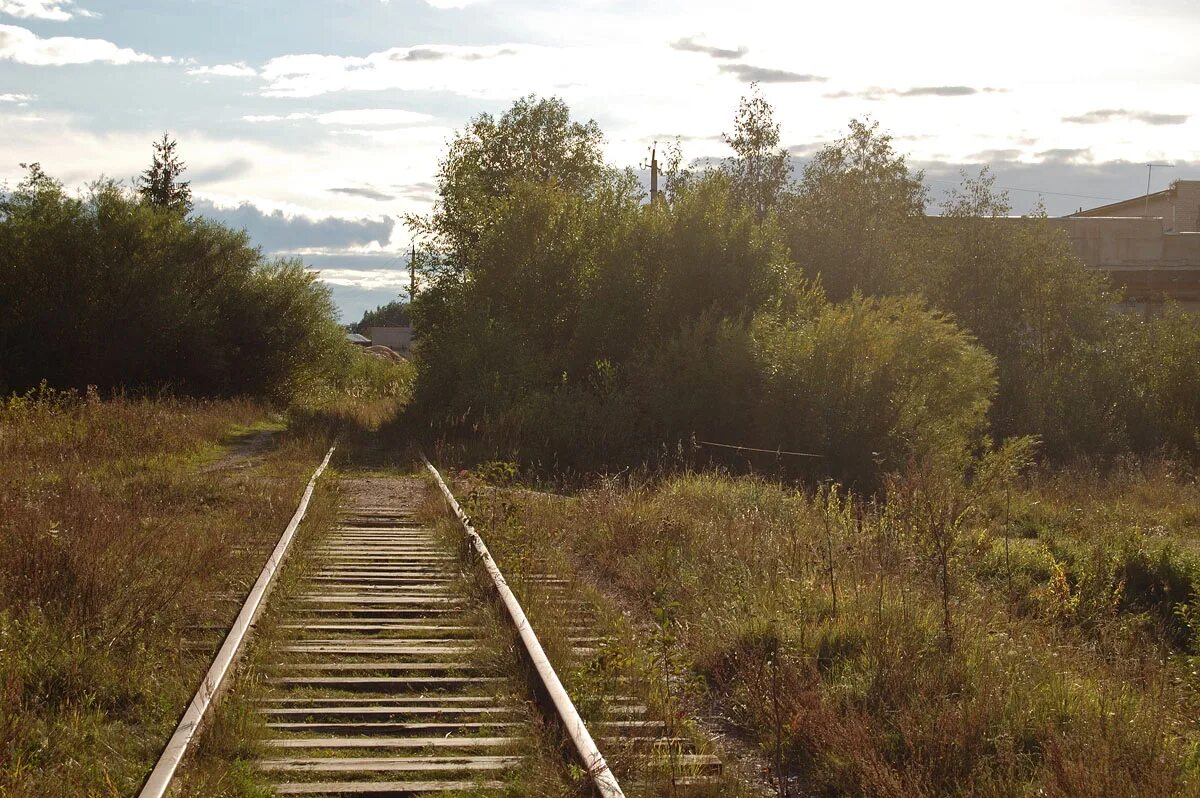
[367,325,413,356]
[1055,180,1200,313]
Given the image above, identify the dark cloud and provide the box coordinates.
[827,85,1005,100]
[669,36,747,60]
[390,46,517,63]
[329,186,395,201]
[970,148,1023,161]
[190,158,253,184]
[787,141,825,156]
[917,156,1200,217]
[194,199,394,252]
[1036,148,1092,164]
[1062,108,1189,126]
[719,64,826,84]
[392,182,438,203]
[901,86,978,97]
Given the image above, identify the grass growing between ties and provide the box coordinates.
[462,460,1200,797]
[455,471,766,797]
[0,386,337,796]
[174,474,341,798]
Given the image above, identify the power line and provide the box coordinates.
[923,178,1119,203]
[696,439,825,458]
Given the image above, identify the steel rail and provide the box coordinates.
[138,445,336,798]
[421,453,625,798]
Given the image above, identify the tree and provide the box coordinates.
[722,85,791,218]
[138,132,192,214]
[409,95,606,275]
[356,301,411,333]
[909,169,1115,449]
[784,119,927,299]
[0,168,343,399]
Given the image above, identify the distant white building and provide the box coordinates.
[368,326,413,356]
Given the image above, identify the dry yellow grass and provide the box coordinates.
[0,387,334,796]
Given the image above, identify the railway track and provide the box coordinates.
[255,499,530,795]
[139,452,628,797]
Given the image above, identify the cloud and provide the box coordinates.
[918,156,1200,218]
[258,43,641,99]
[786,141,826,156]
[0,1,93,21]
[391,45,516,62]
[901,86,980,97]
[194,198,394,252]
[188,62,257,78]
[243,108,432,127]
[316,268,409,290]
[0,91,32,103]
[669,35,747,60]
[329,186,395,201]
[189,158,253,184]
[827,85,1004,100]
[1062,108,1189,126]
[970,148,1023,161]
[1036,147,1092,164]
[0,24,161,65]
[718,63,826,84]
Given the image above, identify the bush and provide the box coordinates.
[1118,307,1200,456]
[0,168,346,401]
[752,296,997,484]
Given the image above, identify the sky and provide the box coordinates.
[2,0,1198,321]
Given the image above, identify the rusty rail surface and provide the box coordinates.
[421,453,626,798]
[138,446,336,798]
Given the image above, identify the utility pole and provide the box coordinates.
[409,242,417,302]
[1144,163,1174,217]
[649,143,659,204]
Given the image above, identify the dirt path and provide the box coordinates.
[201,428,281,473]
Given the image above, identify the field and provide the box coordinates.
[465,459,1200,796]
[0,388,337,796]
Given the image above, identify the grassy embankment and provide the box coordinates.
[0,352,410,796]
[465,460,1200,797]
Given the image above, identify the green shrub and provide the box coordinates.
[752,295,997,484]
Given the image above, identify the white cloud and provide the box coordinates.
[0,91,32,102]
[187,62,257,78]
[0,0,92,21]
[0,24,162,65]
[0,110,450,245]
[260,43,544,98]
[243,108,433,127]
[379,0,489,8]
[314,268,409,290]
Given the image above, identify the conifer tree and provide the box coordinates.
[138,132,192,214]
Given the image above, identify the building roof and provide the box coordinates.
[345,333,371,344]
[1069,180,1199,219]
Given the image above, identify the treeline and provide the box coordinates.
[0,158,349,401]
[409,93,1200,484]
[354,300,411,333]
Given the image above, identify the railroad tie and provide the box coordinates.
[521,572,724,792]
[257,502,526,797]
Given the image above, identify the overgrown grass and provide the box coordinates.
[475,461,1200,797]
[0,386,334,796]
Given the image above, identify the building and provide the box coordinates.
[1055,180,1200,313]
[367,325,413,356]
